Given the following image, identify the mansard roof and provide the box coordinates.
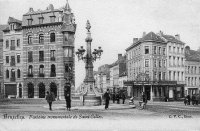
[126,31,166,51]
[185,48,200,62]
[8,17,22,24]
[162,34,185,45]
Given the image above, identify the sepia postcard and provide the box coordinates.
[0,0,200,130]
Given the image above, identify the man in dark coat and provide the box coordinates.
[116,92,120,104]
[187,95,191,105]
[104,89,110,109]
[64,83,71,111]
[122,92,126,104]
[46,91,55,111]
[112,93,115,103]
[192,94,196,105]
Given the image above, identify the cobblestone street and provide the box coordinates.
[1,100,200,131]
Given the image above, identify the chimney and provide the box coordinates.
[133,38,138,44]
[118,54,122,60]
[29,7,34,12]
[142,32,146,37]
[175,34,180,40]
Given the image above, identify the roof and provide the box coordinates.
[8,17,22,24]
[0,25,8,40]
[185,49,200,62]
[126,31,166,51]
[162,35,185,45]
[109,55,126,68]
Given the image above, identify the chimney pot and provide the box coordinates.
[175,34,180,40]
[118,54,122,60]
[133,38,138,44]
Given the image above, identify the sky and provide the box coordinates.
[1,0,200,87]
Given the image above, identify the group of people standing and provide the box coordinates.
[104,89,127,109]
[45,83,72,111]
[184,94,199,106]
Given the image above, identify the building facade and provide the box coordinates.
[125,31,185,101]
[2,17,23,98]
[109,54,126,93]
[185,46,200,96]
[22,2,76,99]
[0,25,8,98]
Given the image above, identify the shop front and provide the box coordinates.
[124,81,184,101]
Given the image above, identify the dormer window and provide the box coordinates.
[39,17,44,24]
[28,19,32,26]
[50,16,55,23]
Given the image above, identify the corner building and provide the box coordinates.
[125,32,185,101]
[22,2,76,99]
[3,17,23,98]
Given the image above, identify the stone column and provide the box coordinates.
[150,85,154,101]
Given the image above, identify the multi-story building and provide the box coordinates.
[22,1,76,99]
[2,17,23,98]
[185,46,200,96]
[0,25,8,97]
[119,71,128,95]
[125,31,185,101]
[109,54,126,93]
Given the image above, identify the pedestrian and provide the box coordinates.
[112,93,115,103]
[46,91,55,111]
[122,92,126,104]
[104,89,110,109]
[184,95,188,106]
[191,94,196,105]
[187,94,191,105]
[116,92,120,104]
[140,92,147,109]
[64,84,71,111]
[195,94,199,105]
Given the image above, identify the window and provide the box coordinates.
[50,33,55,42]
[144,46,149,54]
[39,65,44,77]
[39,17,43,24]
[159,60,161,67]
[173,47,175,53]
[17,55,20,63]
[39,51,44,62]
[6,40,9,48]
[17,69,20,78]
[11,69,15,81]
[159,72,161,80]
[145,59,149,67]
[169,46,171,52]
[154,59,157,67]
[177,47,179,53]
[39,34,44,44]
[17,39,20,47]
[10,40,15,50]
[28,65,33,77]
[28,35,32,44]
[173,56,175,66]
[6,56,9,64]
[65,64,69,73]
[28,51,33,62]
[28,19,32,25]
[154,72,157,80]
[177,57,180,66]
[10,56,15,66]
[64,48,73,57]
[50,50,55,61]
[6,69,9,79]
[163,72,166,80]
[50,64,56,77]
[163,60,166,68]
[153,46,156,54]
[50,16,55,23]
[158,47,161,54]
[163,48,166,55]
[64,33,69,41]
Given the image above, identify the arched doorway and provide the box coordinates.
[27,83,34,98]
[50,82,57,98]
[38,83,45,98]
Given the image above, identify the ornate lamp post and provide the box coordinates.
[76,20,103,105]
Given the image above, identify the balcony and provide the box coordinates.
[38,73,45,77]
[27,73,34,77]
[10,77,16,82]
[10,46,15,50]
